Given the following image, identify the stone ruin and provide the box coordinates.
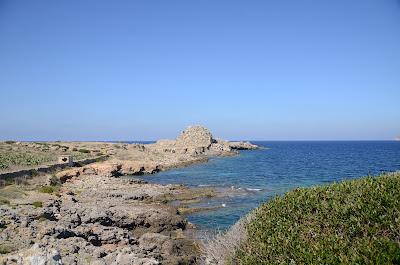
[151,125,258,156]
[176,125,214,148]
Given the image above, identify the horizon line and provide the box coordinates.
[1,139,399,143]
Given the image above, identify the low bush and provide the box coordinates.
[38,184,61,195]
[4,141,16,144]
[32,201,43,208]
[234,172,400,264]
[0,244,13,254]
[78,149,90,154]
[38,185,55,193]
[0,153,52,170]
[0,198,10,205]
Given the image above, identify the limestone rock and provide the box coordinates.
[4,244,62,265]
[228,141,258,150]
[176,125,214,149]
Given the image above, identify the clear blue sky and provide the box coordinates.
[0,0,399,141]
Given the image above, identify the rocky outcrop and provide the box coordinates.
[228,141,258,150]
[4,244,62,265]
[1,125,258,264]
[151,125,257,157]
[55,161,162,183]
[54,126,258,183]
[0,176,199,264]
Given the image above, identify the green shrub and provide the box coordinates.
[32,201,43,208]
[0,198,10,205]
[235,172,400,265]
[38,184,61,196]
[78,149,90,154]
[0,244,13,254]
[72,148,78,151]
[38,185,54,193]
[4,141,16,144]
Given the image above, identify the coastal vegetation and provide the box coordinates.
[37,185,60,195]
[31,201,43,208]
[227,172,400,264]
[0,198,10,205]
[0,152,51,170]
[0,245,13,255]
[78,148,91,153]
[0,141,106,171]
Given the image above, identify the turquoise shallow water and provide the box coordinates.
[141,141,400,231]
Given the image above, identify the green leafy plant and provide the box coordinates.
[38,184,60,194]
[234,172,400,265]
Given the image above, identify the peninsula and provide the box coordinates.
[0,126,257,264]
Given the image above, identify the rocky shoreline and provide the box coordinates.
[0,126,258,264]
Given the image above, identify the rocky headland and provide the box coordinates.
[0,126,258,264]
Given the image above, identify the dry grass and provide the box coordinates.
[201,213,254,264]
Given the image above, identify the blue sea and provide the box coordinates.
[141,141,400,231]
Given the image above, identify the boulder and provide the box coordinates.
[4,244,62,265]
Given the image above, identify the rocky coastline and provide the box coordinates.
[0,126,258,264]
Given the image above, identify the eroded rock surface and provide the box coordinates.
[0,176,198,264]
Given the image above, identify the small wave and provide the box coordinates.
[198,184,210,187]
[246,188,263,191]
